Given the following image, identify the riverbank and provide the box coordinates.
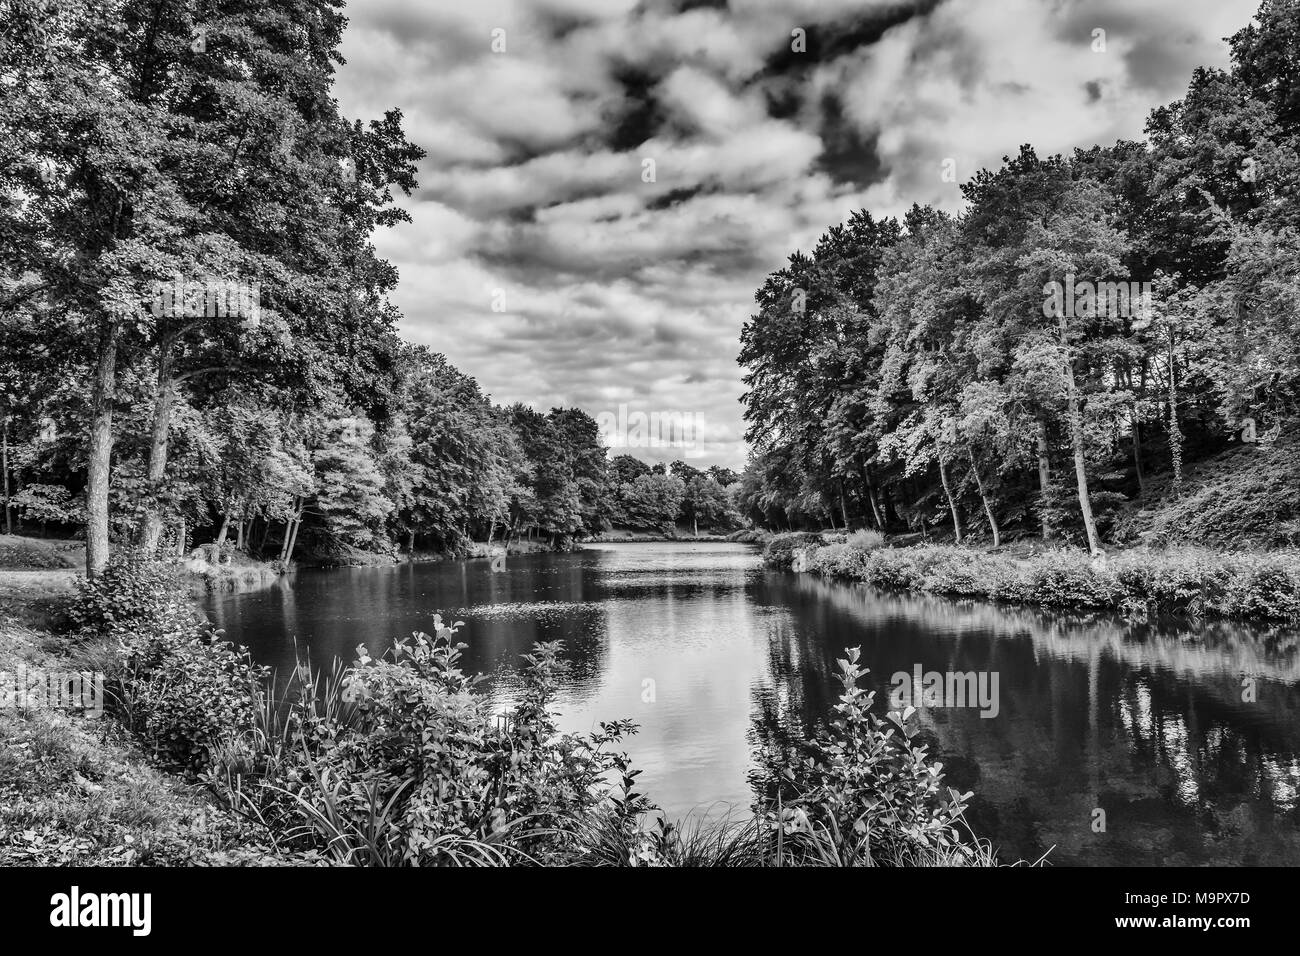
[765,532,1300,622]
[0,574,289,865]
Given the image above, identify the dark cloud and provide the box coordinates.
[816,92,885,188]
[603,63,671,150]
[761,1,944,75]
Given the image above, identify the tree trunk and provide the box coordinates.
[1166,328,1184,488]
[839,481,850,530]
[214,510,231,548]
[138,348,176,555]
[859,462,884,529]
[175,517,186,556]
[279,499,298,562]
[407,528,416,554]
[938,456,962,544]
[1036,418,1052,540]
[1062,329,1103,555]
[966,445,1000,548]
[1131,414,1145,496]
[285,513,302,564]
[85,321,120,577]
[280,497,304,564]
[2,415,11,535]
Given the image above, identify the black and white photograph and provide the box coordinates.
[0,0,1295,933]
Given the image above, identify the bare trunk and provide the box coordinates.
[859,462,884,529]
[175,517,186,556]
[285,514,302,564]
[938,456,963,544]
[279,500,297,562]
[1131,414,1145,496]
[138,349,176,555]
[214,511,231,549]
[86,322,119,577]
[280,497,304,564]
[1062,326,1103,555]
[1166,329,1183,488]
[966,445,1000,548]
[1036,418,1052,540]
[2,415,11,535]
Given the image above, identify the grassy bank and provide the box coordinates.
[1,551,998,867]
[765,532,1300,622]
[0,572,291,865]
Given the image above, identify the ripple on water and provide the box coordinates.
[452,600,602,620]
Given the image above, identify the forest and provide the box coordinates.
[735,1,1300,554]
[0,2,741,573]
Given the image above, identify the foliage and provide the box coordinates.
[71,550,185,631]
[762,532,828,570]
[786,540,1300,621]
[750,648,980,866]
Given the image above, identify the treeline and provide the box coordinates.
[737,0,1300,552]
[0,2,740,570]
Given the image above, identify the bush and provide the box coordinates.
[763,532,827,570]
[72,550,185,631]
[846,529,886,551]
[108,606,267,773]
[750,647,980,866]
[73,551,267,773]
[1021,551,1126,609]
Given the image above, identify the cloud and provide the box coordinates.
[336,0,1260,469]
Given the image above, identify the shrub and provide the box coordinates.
[72,550,185,631]
[846,529,886,552]
[1022,550,1125,609]
[110,607,267,773]
[72,551,267,773]
[1210,554,1300,620]
[762,532,826,570]
[751,647,979,866]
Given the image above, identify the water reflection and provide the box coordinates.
[204,542,1300,866]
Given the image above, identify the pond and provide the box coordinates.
[203,541,1300,866]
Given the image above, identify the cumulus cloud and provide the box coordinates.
[334,0,1260,468]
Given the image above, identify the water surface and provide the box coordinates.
[204,541,1300,865]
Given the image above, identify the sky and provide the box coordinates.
[332,0,1261,470]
